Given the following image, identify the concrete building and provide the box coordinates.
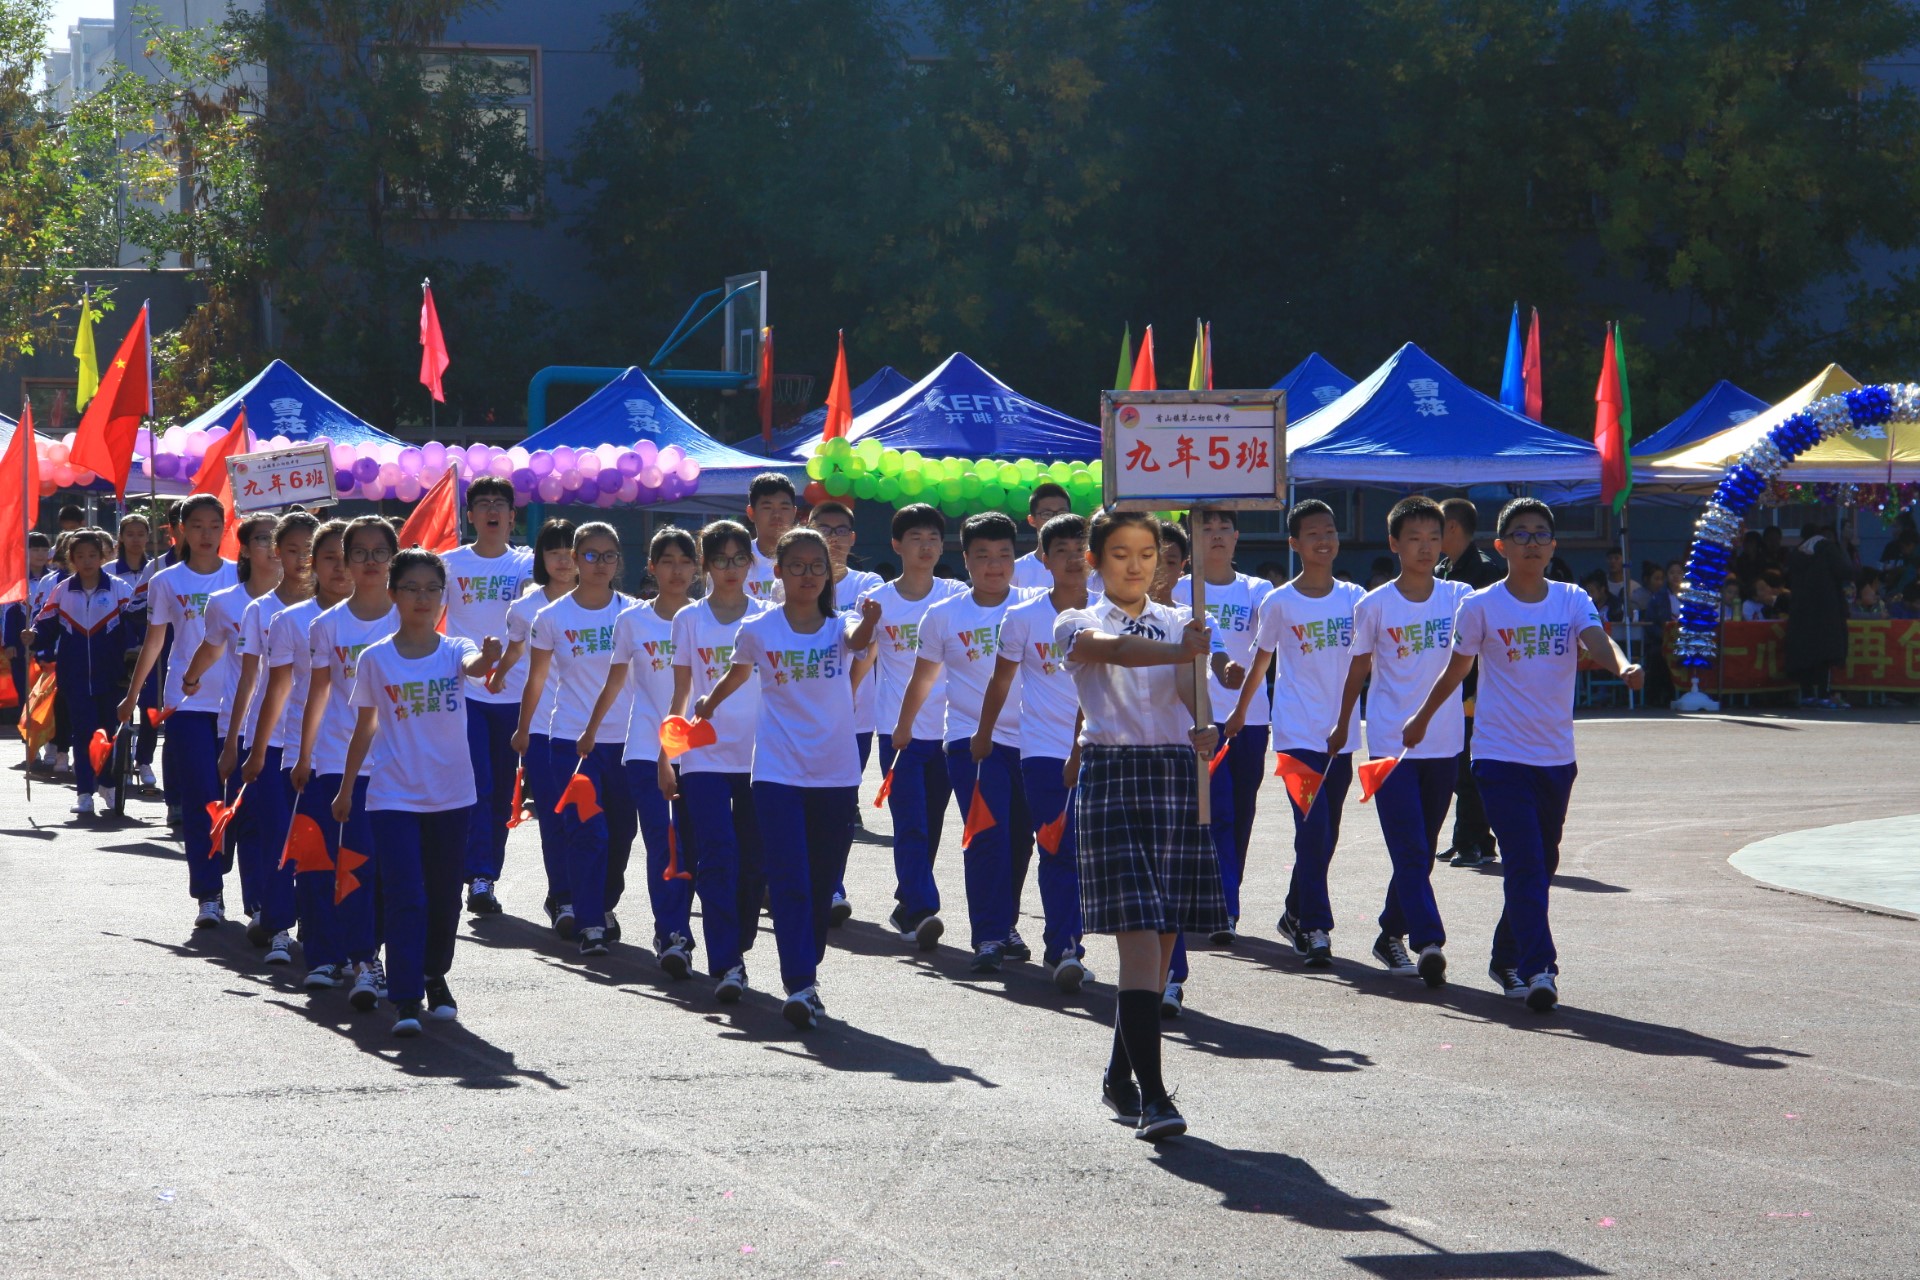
[42,16,116,113]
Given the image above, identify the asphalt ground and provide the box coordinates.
[2,708,1918,1279]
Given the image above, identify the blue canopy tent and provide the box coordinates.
[783,352,1101,461]
[515,366,801,502]
[1288,343,1598,487]
[768,366,914,460]
[1271,353,1357,418]
[1630,380,1768,457]
[174,359,406,448]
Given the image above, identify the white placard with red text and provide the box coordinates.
[228,444,339,514]
[1101,390,1286,511]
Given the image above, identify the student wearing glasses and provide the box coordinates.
[808,500,882,924]
[440,475,535,918]
[512,523,635,958]
[338,548,503,1036]
[1403,498,1641,1012]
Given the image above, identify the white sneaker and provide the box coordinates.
[714,964,747,1004]
[349,961,382,1011]
[139,764,157,789]
[264,930,294,965]
[1052,954,1088,993]
[95,785,115,810]
[52,751,71,776]
[1160,981,1185,1018]
[193,899,225,929]
[303,963,342,990]
[71,793,95,816]
[782,986,820,1030]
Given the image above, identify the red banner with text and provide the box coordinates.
[1664,620,1920,692]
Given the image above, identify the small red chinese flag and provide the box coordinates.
[88,727,115,776]
[658,715,716,760]
[1036,810,1068,856]
[556,770,602,822]
[146,707,173,727]
[961,785,997,849]
[872,768,894,809]
[68,301,151,497]
[420,280,450,403]
[1356,756,1399,804]
[504,764,526,830]
[1273,753,1325,814]
[334,844,368,904]
[206,786,245,854]
[280,814,334,873]
[822,330,854,442]
[662,824,692,881]
[397,464,460,553]
[1206,741,1230,776]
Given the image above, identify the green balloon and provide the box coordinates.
[900,470,925,496]
[1048,460,1071,481]
[876,477,900,503]
[805,456,828,480]
[853,474,879,500]
[880,449,903,476]
[940,477,963,502]
[995,462,1017,487]
[940,497,966,519]
[855,439,883,468]
[824,472,853,497]
[980,483,1005,511]
[1008,484,1032,513]
[1017,460,1039,484]
[943,457,966,480]
[960,475,982,500]
[844,456,867,478]
[902,450,923,469]
[825,437,852,460]
[1088,459,1104,481]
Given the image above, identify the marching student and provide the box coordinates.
[244,518,353,990]
[1011,483,1073,591]
[223,512,319,965]
[894,511,1034,973]
[582,526,698,975]
[809,500,882,922]
[1057,508,1220,1141]
[1148,520,1198,1015]
[112,513,162,790]
[1226,499,1365,968]
[339,548,502,1035]
[694,527,882,1029]
[181,512,285,945]
[855,503,964,951]
[1174,508,1273,943]
[119,494,240,927]
[1329,496,1470,987]
[490,518,577,932]
[29,528,135,816]
[743,472,799,603]
[440,474,535,917]
[2,532,54,759]
[977,511,1093,991]
[511,522,636,958]
[1402,498,1642,1011]
[37,533,75,775]
[295,516,400,1011]
[666,520,770,1001]
[1436,497,1503,867]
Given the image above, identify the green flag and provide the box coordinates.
[1113,325,1132,392]
[1612,322,1634,513]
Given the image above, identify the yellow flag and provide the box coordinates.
[1187,318,1205,392]
[74,296,100,410]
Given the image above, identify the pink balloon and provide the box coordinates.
[74,468,96,487]
[46,442,68,465]
[395,476,423,503]
[377,462,401,489]
[657,444,685,470]
[577,453,601,477]
[359,482,385,502]
[52,464,75,487]
[489,454,513,479]
[537,474,564,503]
[397,447,423,476]
[616,477,639,503]
[677,458,700,484]
[552,446,577,472]
[635,440,659,468]
[560,468,584,492]
[638,466,663,490]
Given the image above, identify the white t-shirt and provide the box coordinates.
[869,578,966,742]
[1453,581,1604,768]
[441,544,534,703]
[203,583,262,737]
[237,590,295,745]
[918,589,1024,747]
[745,543,782,605]
[732,608,861,787]
[669,597,769,774]
[834,568,885,732]
[1011,552,1051,592]
[1000,591,1084,761]
[350,635,478,812]
[308,601,398,776]
[530,592,631,743]
[1352,578,1473,760]
[1058,598,1196,747]
[263,598,322,752]
[612,599,679,763]
[505,588,564,736]
[147,560,239,715]
[1174,572,1274,727]
[1254,579,1366,753]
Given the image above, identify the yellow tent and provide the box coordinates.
[1636,364,1920,487]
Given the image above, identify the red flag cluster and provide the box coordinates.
[68,302,152,498]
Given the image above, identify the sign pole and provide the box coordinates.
[1190,563,1212,826]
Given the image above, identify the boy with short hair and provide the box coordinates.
[1011,483,1073,591]
[744,472,799,603]
[1330,496,1469,986]
[1227,499,1364,967]
[856,504,964,949]
[440,474,535,914]
[1403,497,1642,1011]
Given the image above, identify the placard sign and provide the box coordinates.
[228,444,339,514]
[1101,390,1286,511]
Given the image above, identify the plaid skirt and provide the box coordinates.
[1075,744,1228,936]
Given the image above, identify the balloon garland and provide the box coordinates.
[803,437,1102,519]
[1675,384,1903,667]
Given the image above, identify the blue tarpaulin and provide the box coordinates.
[176,359,405,449]
[1631,380,1768,456]
[769,366,914,459]
[1288,343,1598,487]
[516,366,798,499]
[1271,353,1357,419]
[784,352,1101,461]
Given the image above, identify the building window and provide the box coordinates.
[390,48,541,218]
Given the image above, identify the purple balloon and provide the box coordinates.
[353,457,380,484]
[615,450,642,477]
[529,450,554,478]
[511,467,536,492]
[489,454,513,479]
[552,446,577,473]
[334,469,356,494]
[464,443,490,472]
[153,453,180,480]
[397,447,424,476]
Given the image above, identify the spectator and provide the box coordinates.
[1366,555,1395,589]
[1580,571,1617,622]
[1733,530,1769,586]
[1744,572,1784,621]
[1435,496,1501,866]
[1641,565,1676,706]
[1761,525,1787,571]
[1436,498,1502,589]
[1604,548,1644,615]
[1785,523,1851,708]
[1879,525,1919,594]
[1719,578,1743,621]
[1892,582,1920,620]
[1852,576,1890,620]
[56,504,84,533]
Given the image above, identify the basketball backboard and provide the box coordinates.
[721,271,768,388]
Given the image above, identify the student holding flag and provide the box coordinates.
[1225,499,1365,968]
[1329,496,1470,987]
[511,523,635,958]
[694,527,882,1030]
[339,548,502,1036]
[666,520,770,1002]
[120,494,239,927]
[1403,498,1641,1011]
[29,529,135,816]
[808,500,881,923]
[111,513,163,790]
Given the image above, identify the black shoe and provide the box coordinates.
[829,893,853,927]
[1489,963,1527,998]
[1435,847,1459,862]
[392,1001,423,1037]
[1279,911,1308,955]
[1208,919,1238,946]
[1003,928,1032,962]
[1371,932,1417,975]
[245,915,272,948]
[1302,928,1333,968]
[1452,848,1489,868]
[466,878,503,915]
[604,910,622,943]
[579,927,609,957]
[1417,944,1447,989]
[969,943,1004,974]
[425,977,458,1021]
[1525,973,1560,1013]
[891,906,944,952]
[1101,1071,1143,1123]
[658,935,692,980]
[1135,1097,1188,1142]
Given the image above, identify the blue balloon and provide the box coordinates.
[153,453,180,480]
[334,469,356,494]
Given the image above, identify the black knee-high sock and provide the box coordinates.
[1109,1009,1133,1084]
[1116,989,1167,1105]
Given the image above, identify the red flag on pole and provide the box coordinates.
[190,409,252,559]
[758,325,775,449]
[397,464,461,553]
[0,400,44,605]
[1594,325,1628,511]
[419,280,450,403]
[1356,756,1399,803]
[961,785,997,849]
[822,330,853,442]
[1522,307,1543,422]
[1129,324,1157,391]
[1272,752,1325,814]
[1204,321,1214,391]
[68,301,151,497]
